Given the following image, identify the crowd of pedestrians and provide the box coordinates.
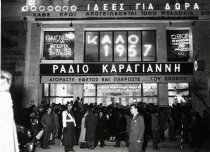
[16,97,210,152]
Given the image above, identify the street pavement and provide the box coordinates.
[35,139,210,152]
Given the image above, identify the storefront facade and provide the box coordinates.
[4,0,210,109]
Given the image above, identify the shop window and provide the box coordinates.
[114,31,127,62]
[142,31,156,61]
[168,83,189,106]
[43,31,75,60]
[83,84,96,104]
[142,83,158,104]
[43,84,73,104]
[85,32,99,62]
[142,83,157,96]
[84,30,156,62]
[167,30,191,61]
[100,32,113,62]
[83,83,157,105]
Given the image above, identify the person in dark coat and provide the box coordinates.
[115,110,127,147]
[40,106,53,149]
[129,104,145,152]
[62,102,76,152]
[85,106,98,149]
[190,112,203,152]
[96,110,107,148]
[151,108,160,150]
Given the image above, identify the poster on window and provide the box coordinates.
[43,31,75,60]
[167,30,190,61]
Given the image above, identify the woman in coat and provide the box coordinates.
[79,110,88,148]
[62,102,76,152]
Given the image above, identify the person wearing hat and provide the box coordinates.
[62,102,76,152]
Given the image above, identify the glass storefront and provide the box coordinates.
[43,83,158,105]
[43,84,74,104]
[83,83,157,105]
[168,83,190,106]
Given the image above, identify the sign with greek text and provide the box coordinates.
[21,2,210,19]
[40,62,193,75]
[167,30,190,61]
[43,31,75,60]
[41,75,193,84]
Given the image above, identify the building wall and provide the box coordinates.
[2,0,210,110]
[25,20,195,106]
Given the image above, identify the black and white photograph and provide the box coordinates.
[1,0,210,152]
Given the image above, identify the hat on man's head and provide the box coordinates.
[66,102,73,107]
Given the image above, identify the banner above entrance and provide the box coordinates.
[40,62,193,76]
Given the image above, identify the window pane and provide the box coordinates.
[85,32,99,62]
[50,84,73,96]
[43,31,75,60]
[114,31,127,61]
[142,31,156,61]
[168,83,189,97]
[100,32,113,62]
[84,97,96,104]
[128,31,141,61]
[143,97,157,104]
[83,84,96,96]
[167,30,190,61]
[143,83,157,96]
[44,84,49,96]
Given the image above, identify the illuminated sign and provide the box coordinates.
[22,3,200,12]
[40,62,194,75]
[21,2,210,19]
[85,31,156,62]
[43,31,75,60]
[167,30,191,61]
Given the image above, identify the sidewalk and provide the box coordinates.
[35,138,210,152]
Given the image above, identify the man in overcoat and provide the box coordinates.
[129,104,145,152]
[85,106,98,149]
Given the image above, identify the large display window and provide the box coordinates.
[83,83,157,105]
[43,84,74,104]
[85,30,156,62]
